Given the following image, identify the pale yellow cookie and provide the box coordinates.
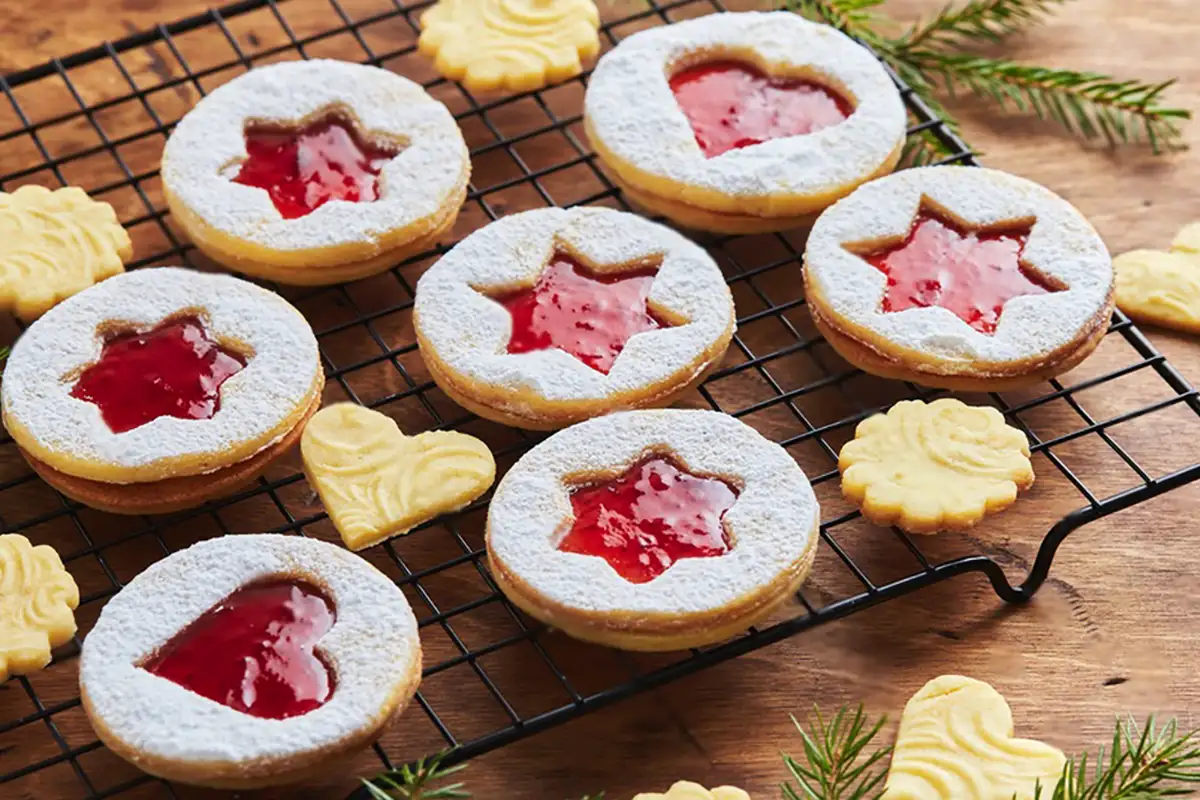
[0,185,131,321]
[419,0,601,93]
[0,533,80,682]
[301,403,496,550]
[634,781,750,800]
[1114,222,1200,333]
[838,399,1033,534]
[884,675,1066,800]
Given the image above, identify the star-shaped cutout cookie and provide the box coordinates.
[486,249,675,375]
[1113,221,1200,333]
[844,202,1065,335]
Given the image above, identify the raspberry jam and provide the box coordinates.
[233,118,396,219]
[558,456,739,584]
[495,253,666,375]
[142,580,335,720]
[859,210,1057,335]
[669,61,853,158]
[70,316,246,434]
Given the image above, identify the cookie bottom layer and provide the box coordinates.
[81,637,421,790]
[615,173,821,235]
[25,393,321,515]
[172,183,465,286]
[488,518,819,651]
[811,304,1112,392]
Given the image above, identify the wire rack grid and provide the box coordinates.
[0,0,1198,797]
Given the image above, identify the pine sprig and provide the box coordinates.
[1034,715,1200,799]
[780,704,891,800]
[362,751,471,800]
[786,0,1190,154]
[896,0,1067,50]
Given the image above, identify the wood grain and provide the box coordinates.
[2,0,1200,798]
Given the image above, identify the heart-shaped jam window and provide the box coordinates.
[669,61,853,158]
[557,455,739,584]
[141,579,336,720]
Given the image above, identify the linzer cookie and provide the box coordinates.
[804,166,1115,391]
[419,0,601,93]
[0,534,79,682]
[0,185,131,321]
[162,59,469,285]
[487,409,820,651]
[80,534,421,789]
[414,207,735,430]
[584,11,906,233]
[2,267,323,514]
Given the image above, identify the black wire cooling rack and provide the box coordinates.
[2,0,1199,797]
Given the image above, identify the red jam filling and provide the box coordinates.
[558,456,739,584]
[669,61,853,158]
[494,253,667,375]
[859,210,1057,335]
[232,117,396,219]
[70,316,246,434]
[142,580,335,720]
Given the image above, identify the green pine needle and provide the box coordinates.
[362,751,471,800]
[785,0,1190,154]
[780,704,892,800]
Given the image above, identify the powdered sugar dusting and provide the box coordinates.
[414,207,734,405]
[804,166,1114,363]
[487,409,819,614]
[80,534,420,766]
[162,60,468,254]
[585,12,906,202]
[2,268,320,476]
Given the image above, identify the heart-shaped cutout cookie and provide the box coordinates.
[884,675,1065,799]
[301,403,496,550]
[142,579,334,720]
[1114,222,1200,334]
[669,61,852,158]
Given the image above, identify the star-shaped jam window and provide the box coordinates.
[487,249,677,375]
[70,315,247,434]
[844,204,1066,335]
[231,113,401,220]
[557,454,739,584]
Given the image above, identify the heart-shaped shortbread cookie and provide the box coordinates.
[1114,222,1200,333]
[883,675,1065,800]
[301,403,496,550]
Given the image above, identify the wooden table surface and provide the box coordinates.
[3,0,1200,798]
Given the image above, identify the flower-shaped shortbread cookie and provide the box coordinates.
[1113,221,1200,333]
[0,533,79,682]
[419,0,600,93]
[884,675,1065,800]
[635,782,750,800]
[838,399,1033,534]
[0,185,131,321]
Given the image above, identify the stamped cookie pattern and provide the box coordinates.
[0,534,80,682]
[839,399,1033,534]
[0,185,132,321]
[1113,221,1200,333]
[301,403,496,551]
[419,0,601,93]
[635,782,750,800]
[884,675,1066,800]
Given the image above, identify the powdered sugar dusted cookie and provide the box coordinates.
[414,207,735,429]
[585,11,906,233]
[487,409,819,651]
[2,268,322,508]
[804,166,1114,391]
[163,59,469,284]
[80,534,421,789]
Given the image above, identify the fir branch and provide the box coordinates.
[905,50,1190,153]
[1033,715,1200,799]
[897,0,1068,51]
[780,704,891,800]
[362,751,471,800]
